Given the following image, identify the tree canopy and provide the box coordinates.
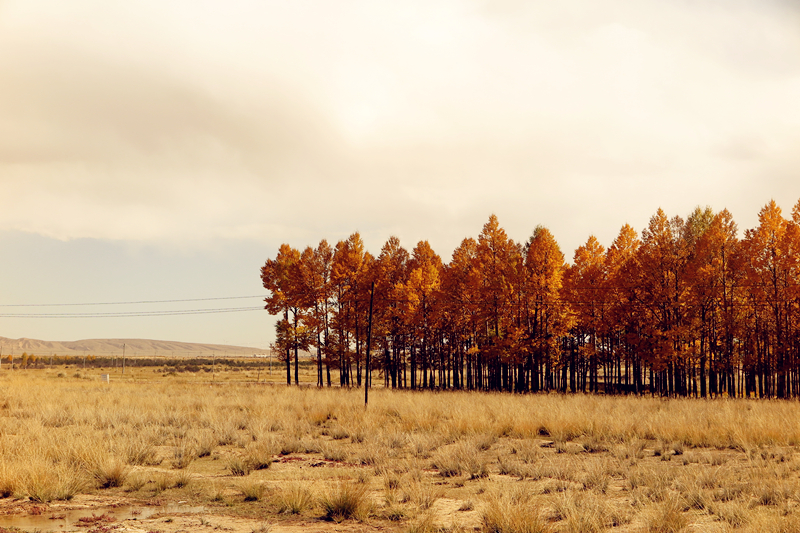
[262,200,800,398]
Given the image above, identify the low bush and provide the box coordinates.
[320,482,370,522]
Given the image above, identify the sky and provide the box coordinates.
[1,0,799,348]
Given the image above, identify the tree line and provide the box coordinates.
[261,199,800,398]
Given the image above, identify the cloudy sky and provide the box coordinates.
[1,0,799,348]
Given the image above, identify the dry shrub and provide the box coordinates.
[696,466,726,490]
[753,481,794,507]
[90,458,129,488]
[382,504,407,522]
[322,443,350,462]
[329,425,350,440]
[193,429,218,458]
[675,479,709,511]
[278,437,304,455]
[206,481,225,502]
[406,511,441,533]
[238,478,267,501]
[579,458,611,493]
[614,437,646,461]
[12,370,800,528]
[497,456,527,478]
[383,431,407,450]
[410,434,442,459]
[23,461,86,502]
[628,466,675,504]
[540,479,571,494]
[171,439,197,469]
[401,479,443,510]
[641,497,688,533]
[227,456,252,476]
[213,419,240,446]
[122,435,160,466]
[350,426,367,444]
[0,462,21,498]
[153,472,177,493]
[709,501,749,528]
[384,471,401,492]
[550,492,611,533]
[579,435,609,454]
[473,433,497,451]
[481,491,551,533]
[244,441,274,471]
[173,469,192,488]
[123,471,147,492]
[743,513,800,533]
[511,440,542,464]
[275,482,314,514]
[320,481,370,522]
[354,443,384,466]
[432,441,488,479]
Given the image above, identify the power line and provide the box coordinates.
[0,295,268,307]
[0,306,264,318]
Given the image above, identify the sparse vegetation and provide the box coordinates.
[320,481,370,522]
[2,373,800,531]
[274,481,314,514]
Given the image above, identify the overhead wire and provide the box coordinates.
[0,307,265,318]
[0,295,269,307]
[0,295,269,318]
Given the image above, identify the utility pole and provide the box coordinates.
[365,281,375,407]
[122,344,126,375]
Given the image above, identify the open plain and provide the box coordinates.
[3,364,800,532]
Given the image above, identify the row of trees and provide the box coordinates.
[261,199,800,398]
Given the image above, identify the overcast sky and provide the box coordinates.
[1,0,799,348]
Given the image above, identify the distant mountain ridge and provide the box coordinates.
[0,336,265,357]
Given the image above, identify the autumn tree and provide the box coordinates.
[441,238,482,389]
[473,216,521,390]
[330,233,373,387]
[297,240,335,387]
[687,208,741,397]
[260,199,800,398]
[632,209,694,395]
[564,235,607,392]
[372,236,410,388]
[403,241,443,389]
[524,226,569,392]
[740,200,800,398]
[261,243,310,385]
[604,223,641,393]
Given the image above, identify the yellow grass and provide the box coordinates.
[3,369,800,531]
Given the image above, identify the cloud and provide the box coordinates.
[0,0,798,255]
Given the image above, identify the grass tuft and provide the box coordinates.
[238,479,267,501]
[481,491,550,533]
[275,482,314,514]
[227,456,253,477]
[320,481,370,522]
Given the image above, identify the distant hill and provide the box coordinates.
[0,336,267,358]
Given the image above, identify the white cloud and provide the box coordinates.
[0,0,798,254]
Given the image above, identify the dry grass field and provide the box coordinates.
[3,367,800,532]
